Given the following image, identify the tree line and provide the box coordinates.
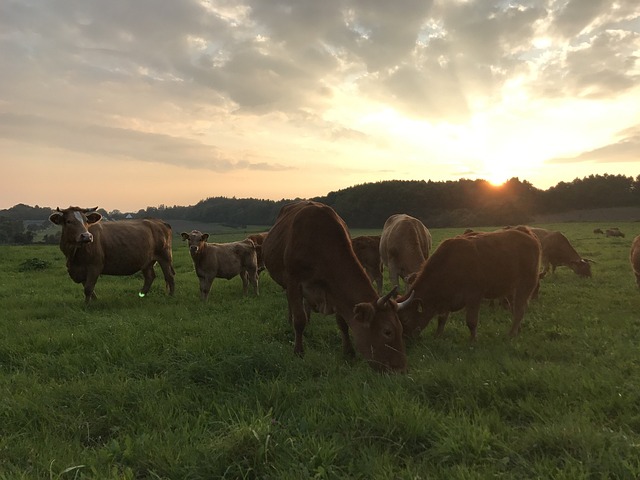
[2,174,639,244]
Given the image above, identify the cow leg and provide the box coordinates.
[248,267,259,295]
[336,315,355,358]
[82,270,100,303]
[240,271,249,295]
[508,290,531,337]
[140,266,156,295]
[435,313,449,337]
[388,266,400,291]
[199,275,213,301]
[286,286,308,356]
[157,258,175,295]
[465,302,481,341]
[82,283,97,303]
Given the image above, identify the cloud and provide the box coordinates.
[547,124,640,164]
[0,113,290,172]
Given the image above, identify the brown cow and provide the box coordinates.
[246,232,268,272]
[631,235,640,288]
[181,230,259,300]
[351,235,383,294]
[380,214,432,291]
[593,228,604,234]
[396,228,540,340]
[262,201,408,373]
[529,227,592,277]
[49,206,175,303]
[606,228,625,238]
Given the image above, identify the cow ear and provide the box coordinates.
[353,303,375,326]
[180,232,190,241]
[86,212,102,224]
[202,233,209,242]
[49,212,63,225]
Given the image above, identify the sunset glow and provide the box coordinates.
[0,1,638,211]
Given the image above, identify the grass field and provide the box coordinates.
[1,222,639,479]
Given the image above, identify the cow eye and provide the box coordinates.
[383,328,394,338]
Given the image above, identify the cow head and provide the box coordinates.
[181,230,209,255]
[350,287,412,373]
[49,206,101,245]
[395,288,439,338]
[570,259,592,278]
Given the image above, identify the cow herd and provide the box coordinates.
[50,203,640,373]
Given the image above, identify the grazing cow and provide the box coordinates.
[606,228,625,238]
[246,232,268,272]
[593,228,604,234]
[529,227,592,277]
[181,230,259,300]
[351,235,383,294]
[262,201,409,373]
[396,228,541,340]
[631,235,640,289]
[49,206,175,303]
[380,214,432,291]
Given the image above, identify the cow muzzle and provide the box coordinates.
[189,245,199,254]
[79,232,93,243]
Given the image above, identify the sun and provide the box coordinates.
[482,159,513,186]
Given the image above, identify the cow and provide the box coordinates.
[396,228,541,340]
[380,214,432,292]
[593,228,604,234]
[351,235,383,294]
[529,227,592,277]
[246,232,268,272]
[49,206,175,303]
[181,230,259,300]
[631,235,640,289]
[261,200,409,373]
[606,228,625,238]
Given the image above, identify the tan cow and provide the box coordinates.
[49,206,175,303]
[631,235,640,288]
[529,227,592,277]
[351,235,383,294]
[396,228,540,340]
[246,232,268,272]
[262,200,409,373]
[380,214,432,291]
[181,230,259,300]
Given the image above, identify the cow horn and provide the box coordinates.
[376,285,399,308]
[82,206,99,213]
[583,258,596,264]
[396,290,415,311]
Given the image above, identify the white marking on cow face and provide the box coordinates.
[72,211,94,243]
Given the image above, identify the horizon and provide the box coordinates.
[1,1,639,212]
[3,174,639,214]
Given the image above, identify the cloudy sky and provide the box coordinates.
[1,0,638,212]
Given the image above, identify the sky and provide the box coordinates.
[1,0,639,213]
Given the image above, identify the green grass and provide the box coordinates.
[1,222,639,479]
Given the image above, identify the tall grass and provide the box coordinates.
[1,223,639,479]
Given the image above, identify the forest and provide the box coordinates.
[2,173,640,243]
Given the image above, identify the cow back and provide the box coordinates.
[380,214,431,276]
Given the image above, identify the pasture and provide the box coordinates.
[0,222,639,479]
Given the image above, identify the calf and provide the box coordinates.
[49,206,175,303]
[181,230,259,300]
